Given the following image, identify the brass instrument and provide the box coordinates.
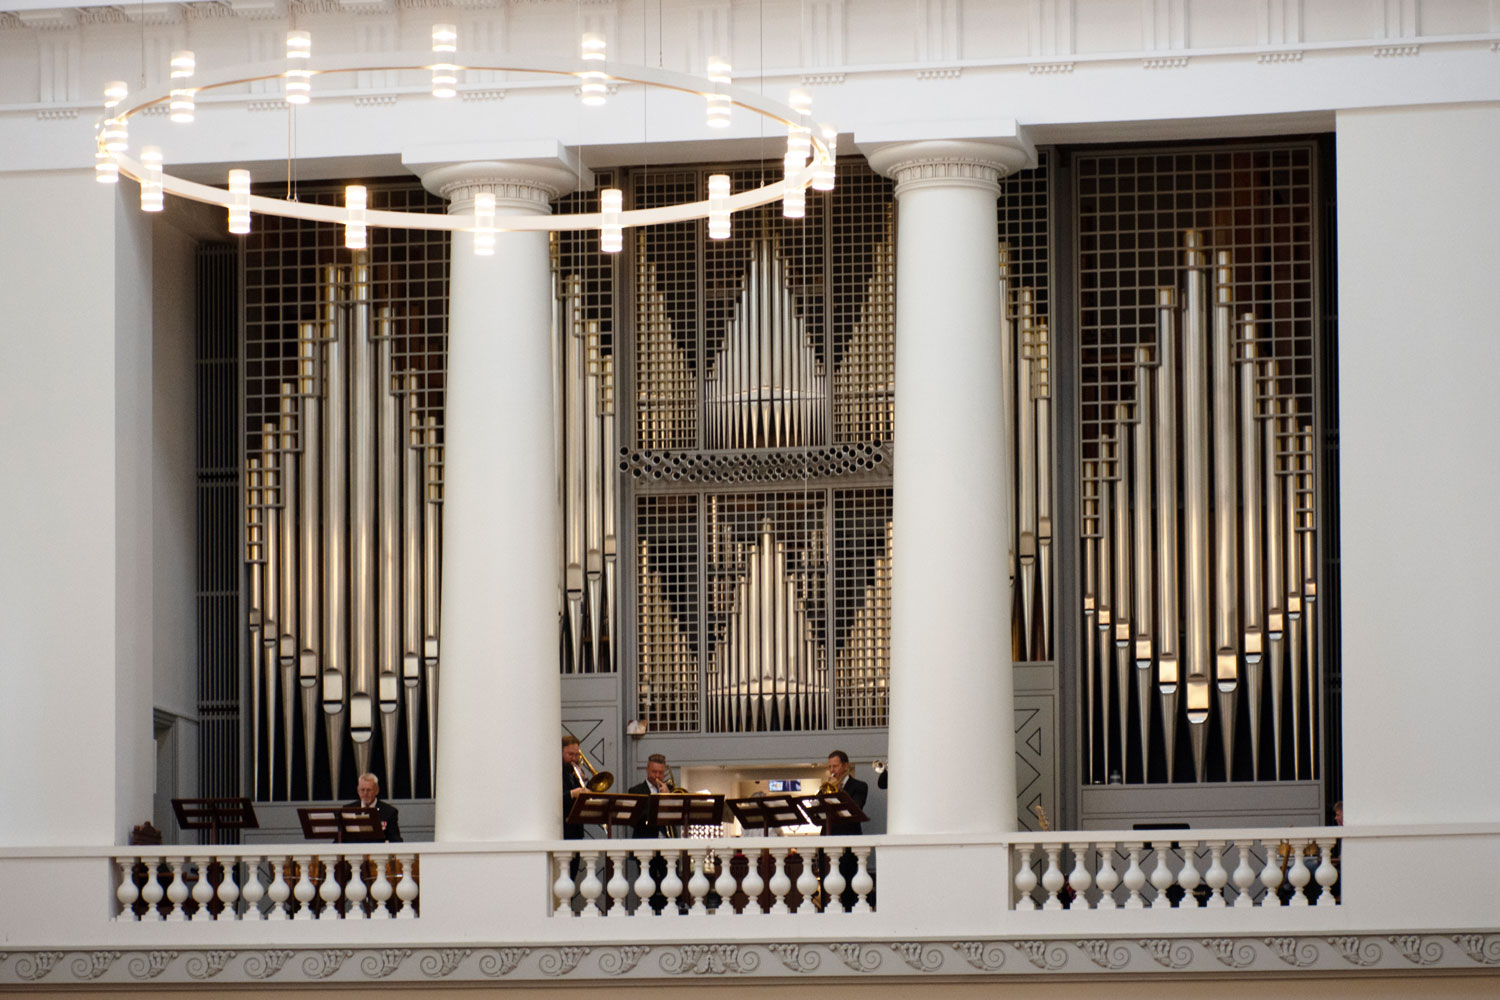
[819,779,841,794]
[871,760,886,775]
[574,746,614,793]
[1032,802,1051,831]
[663,765,688,795]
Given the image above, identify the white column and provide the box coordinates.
[866,138,1035,835]
[411,152,582,841]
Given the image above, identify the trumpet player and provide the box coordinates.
[824,750,868,836]
[627,754,672,839]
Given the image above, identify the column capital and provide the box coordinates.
[402,140,592,215]
[863,137,1035,197]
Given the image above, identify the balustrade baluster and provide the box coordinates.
[370,857,394,919]
[394,853,419,919]
[141,860,166,921]
[578,851,604,917]
[189,856,215,920]
[114,857,140,921]
[1095,847,1120,909]
[267,857,291,919]
[1231,844,1256,908]
[318,856,343,918]
[292,855,316,920]
[1203,842,1228,908]
[688,848,711,914]
[1314,839,1339,906]
[1014,846,1038,910]
[1147,843,1175,908]
[1177,843,1202,907]
[740,851,765,914]
[659,850,684,916]
[850,847,874,912]
[1287,839,1312,906]
[1041,844,1065,910]
[1066,843,1093,909]
[823,849,847,912]
[712,850,736,914]
[345,857,368,919]
[165,858,190,921]
[216,859,241,920]
[632,851,656,915]
[607,850,630,917]
[768,848,792,913]
[1260,841,1285,907]
[1123,844,1147,909]
[241,858,266,920]
[794,849,818,913]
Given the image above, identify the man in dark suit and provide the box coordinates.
[562,735,586,840]
[823,749,868,910]
[346,772,402,842]
[627,753,672,838]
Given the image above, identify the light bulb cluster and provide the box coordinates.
[707,173,731,240]
[95,81,127,183]
[169,50,195,123]
[782,88,812,219]
[139,146,164,211]
[285,30,311,105]
[431,23,458,98]
[579,33,608,106]
[813,125,837,191]
[228,169,251,235]
[705,57,732,128]
[345,184,367,249]
[599,187,623,253]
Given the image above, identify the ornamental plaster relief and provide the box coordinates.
[1,934,1498,986]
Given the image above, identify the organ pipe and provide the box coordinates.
[1238,314,1264,778]
[1211,250,1239,772]
[1153,288,1180,783]
[1181,229,1212,781]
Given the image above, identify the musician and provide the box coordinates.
[824,750,868,836]
[345,772,402,842]
[627,753,672,839]
[562,735,586,840]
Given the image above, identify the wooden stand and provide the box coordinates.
[170,797,258,845]
[295,806,384,844]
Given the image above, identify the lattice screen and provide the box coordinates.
[832,488,893,727]
[636,494,701,732]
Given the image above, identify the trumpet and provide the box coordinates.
[574,746,614,793]
[872,760,886,775]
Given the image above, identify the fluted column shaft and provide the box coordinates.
[418,160,577,841]
[867,138,1034,835]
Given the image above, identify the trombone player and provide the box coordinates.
[562,735,587,840]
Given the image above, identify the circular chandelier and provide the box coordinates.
[92,26,839,254]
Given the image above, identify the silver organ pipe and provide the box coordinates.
[1211,250,1239,771]
[584,320,605,666]
[321,264,349,794]
[1017,288,1038,663]
[348,266,376,779]
[298,326,321,798]
[261,421,280,792]
[423,413,441,785]
[377,310,401,791]
[1080,231,1320,784]
[246,456,263,796]
[998,246,1017,655]
[1033,322,1053,661]
[401,378,422,790]
[1153,288,1181,783]
[278,385,299,796]
[563,276,586,666]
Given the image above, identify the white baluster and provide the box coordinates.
[1231,843,1256,908]
[1014,846,1038,910]
[1123,844,1147,909]
[215,859,240,920]
[1177,843,1202,907]
[318,856,343,919]
[741,850,765,915]
[1067,844,1093,910]
[369,856,394,919]
[164,858,190,921]
[795,849,819,913]
[394,853,419,919]
[659,849,685,917]
[1261,840,1287,906]
[1203,842,1228,908]
[554,854,575,915]
[632,851,656,915]
[607,850,630,917]
[768,848,792,914]
[1314,839,1339,906]
[345,857,368,920]
[1041,844,1065,910]
[114,857,140,921]
[1287,839,1312,906]
[189,856,215,920]
[1147,843,1175,908]
[241,857,266,920]
[1094,846,1120,909]
[712,851,736,914]
[266,857,291,920]
[141,860,166,921]
[688,848,711,914]
[578,850,604,917]
[292,856,316,920]
[850,847,874,913]
[823,849,847,912]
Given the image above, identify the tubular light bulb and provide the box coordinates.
[168,51,195,123]
[707,173,731,240]
[95,148,118,184]
[285,30,311,105]
[345,184,367,250]
[599,187,622,253]
[228,169,251,235]
[812,125,837,191]
[431,23,457,97]
[782,152,805,219]
[104,80,128,109]
[579,33,608,106]
[139,146,164,212]
[102,116,128,154]
[705,57,731,128]
[473,190,496,256]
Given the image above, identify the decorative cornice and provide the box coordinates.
[437,178,560,213]
[461,89,508,102]
[0,12,21,29]
[248,99,292,112]
[1256,50,1303,63]
[1142,56,1189,69]
[0,936,1499,985]
[914,67,961,80]
[77,7,130,24]
[1373,44,1420,57]
[1028,61,1074,74]
[883,155,1005,192]
[801,72,846,85]
[122,4,184,25]
[35,108,79,121]
[13,9,75,29]
[354,94,399,106]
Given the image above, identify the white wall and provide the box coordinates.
[1336,103,1500,825]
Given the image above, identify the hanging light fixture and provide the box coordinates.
[345,184,368,250]
[705,56,731,128]
[431,23,458,98]
[579,33,608,106]
[599,187,623,253]
[168,50,195,123]
[472,191,496,256]
[139,146,164,212]
[783,88,811,218]
[285,30,312,105]
[707,173,731,240]
[227,169,251,235]
[813,125,837,191]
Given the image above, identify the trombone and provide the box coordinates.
[565,728,615,792]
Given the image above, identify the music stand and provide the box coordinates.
[567,793,647,839]
[801,791,870,833]
[171,797,259,845]
[296,806,385,844]
[726,794,810,836]
[650,793,725,835]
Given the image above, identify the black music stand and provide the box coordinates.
[726,794,810,836]
[171,797,259,845]
[567,793,647,839]
[801,791,870,833]
[296,806,384,844]
[650,793,725,836]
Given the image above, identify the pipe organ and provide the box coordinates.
[244,255,444,801]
